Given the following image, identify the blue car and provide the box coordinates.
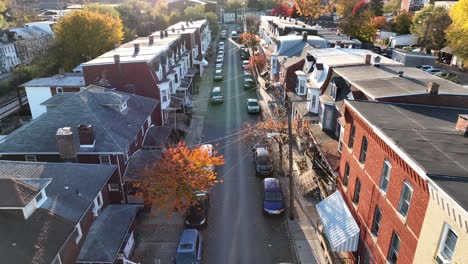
[175,229,203,264]
[261,178,285,215]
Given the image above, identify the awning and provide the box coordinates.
[315,191,360,252]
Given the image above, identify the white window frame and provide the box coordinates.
[25,154,37,162]
[35,189,47,207]
[99,155,111,165]
[92,191,103,216]
[147,116,152,127]
[379,160,392,193]
[74,223,83,244]
[162,90,168,102]
[371,207,382,237]
[387,232,400,264]
[56,87,63,93]
[398,181,413,218]
[436,223,458,263]
[51,254,62,264]
[108,183,120,192]
[311,95,317,109]
[124,150,130,163]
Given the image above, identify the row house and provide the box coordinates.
[22,72,85,119]
[83,32,193,126]
[0,85,159,204]
[333,100,468,264]
[0,160,140,264]
[166,19,211,76]
[10,22,55,64]
[0,30,20,74]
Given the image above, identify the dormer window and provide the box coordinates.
[92,191,103,216]
[298,80,305,95]
[35,190,47,207]
[120,101,127,112]
[56,87,63,93]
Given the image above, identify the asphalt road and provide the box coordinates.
[201,27,294,264]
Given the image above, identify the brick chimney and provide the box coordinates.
[134,43,140,54]
[172,27,175,32]
[426,82,440,95]
[160,30,164,39]
[149,35,154,45]
[302,31,308,42]
[56,127,77,162]
[77,124,95,148]
[456,114,468,137]
[181,25,185,31]
[165,30,168,37]
[365,54,371,65]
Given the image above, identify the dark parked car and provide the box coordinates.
[175,229,203,264]
[262,178,285,215]
[253,145,273,176]
[185,192,209,227]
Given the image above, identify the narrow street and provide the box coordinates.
[197,28,295,264]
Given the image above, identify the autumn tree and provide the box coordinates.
[184,5,218,40]
[392,11,412,34]
[294,0,333,19]
[0,2,8,29]
[248,55,268,74]
[446,0,468,63]
[138,143,224,213]
[271,3,295,16]
[339,0,377,42]
[84,3,120,18]
[226,0,245,9]
[116,0,165,41]
[54,11,124,70]
[240,32,259,50]
[411,5,451,51]
[334,0,359,17]
[368,0,383,16]
[245,15,260,34]
[370,16,388,30]
[383,0,401,14]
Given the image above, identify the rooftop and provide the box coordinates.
[168,19,207,31]
[276,35,327,56]
[83,34,180,66]
[0,160,116,264]
[307,48,400,67]
[77,205,139,263]
[347,100,468,210]
[21,73,84,87]
[0,178,51,207]
[0,85,158,154]
[143,126,179,148]
[124,149,162,181]
[334,65,468,99]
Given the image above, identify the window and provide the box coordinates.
[93,191,103,216]
[343,163,350,187]
[108,183,120,192]
[338,125,344,152]
[147,116,152,127]
[379,160,392,193]
[35,190,47,206]
[162,90,168,102]
[298,80,305,94]
[371,207,382,236]
[25,155,37,162]
[175,73,179,83]
[99,155,111,165]
[74,223,83,244]
[359,136,368,164]
[348,124,355,148]
[353,178,361,204]
[311,95,317,109]
[387,232,400,264]
[56,87,63,93]
[398,181,413,217]
[437,224,458,263]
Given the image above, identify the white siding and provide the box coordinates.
[25,86,52,119]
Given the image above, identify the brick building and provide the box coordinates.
[337,100,468,263]
[0,85,158,203]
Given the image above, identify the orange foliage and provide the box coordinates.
[240,32,259,47]
[137,142,224,213]
[370,16,388,29]
[248,55,268,74]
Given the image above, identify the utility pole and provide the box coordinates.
[269,97,309,221]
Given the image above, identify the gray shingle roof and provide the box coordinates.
[347,101,468,210]
[0,160,116,264]
[77,205,139,263]
[0,85,158,153]
[40,92,76,106]
[21,74,85,87]
[124,149,162,181]
[0,178,51,207]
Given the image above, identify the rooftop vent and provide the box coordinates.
[114,54,120,64]
[134,43,140,54]
[456,115,468,137]
[181,25,185,31]
[302,31,308,42]
[172,27,175,32]
[186,20,189,26]
[149,35,154,45]
[160,30,164,39]
[365,54,371,65]
[165,30,168,37]
[426,82,439,95]
[398,71,404,77]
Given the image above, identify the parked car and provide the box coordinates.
[221,30,227,40]
[434,71,457,79]
[175,229,203,264]
[217,50,224,56]
[244,75,255,89]
[214,69,223,81]
[242,60,249,68]
[241,51,250,60]
[216,55,224,64]
[218,42,225,51]
[416,65,433,71]
[185,191,210,227]
[425,68,443,75]
[231,30,238,39]
[210,87,223,103]
[253,145,273,176]
[261,178,285,215]
[247,98,260,114]
[216,63,223,70]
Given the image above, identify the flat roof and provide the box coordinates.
[22,74,84,87]
[83,35,180,66]
[168,19,207,31]
[347,101,468,210]
[307,48,401,67]
[333,65,468,99]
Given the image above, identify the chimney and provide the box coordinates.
[365,54,371,65]
[426,82,440,95]
[372,56,381,67]
[186,20,189,26]
[181,25,185,31]
[56,127,77,162]
[398,71,404,77]
[134,43,140,54]
[149,35,154,45]
[455,115,468,137]
[165,30,168,37]
[302,31,308,42]
[160,30,164,39]
[172,27,175,32]
[58,68,65,75]
[77,124,95,148]
[114,54,120,64]
[190,19,193,24]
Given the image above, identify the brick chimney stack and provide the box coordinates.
[365,54,371,65]
[134,43,140,54]
[426,82,440,95]
[114,54,120,64]
[77,124,95,148]
[149,35,154,45]
[56,127,77,162]
[456,114,468,137]
[302,31,308,42]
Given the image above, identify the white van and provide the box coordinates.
[231,31,238,39]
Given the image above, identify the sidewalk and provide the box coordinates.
[257,85,328,264]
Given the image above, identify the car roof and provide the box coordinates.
[212,87,221,92]
[215,69,222,73]
[247,98,258,102]
[178,229,198,252]
[263,178,280,192]
[256,147,268,156]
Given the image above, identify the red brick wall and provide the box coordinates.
[337,105,430,264]
[59,208,95,264]
[284,60,305,93]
